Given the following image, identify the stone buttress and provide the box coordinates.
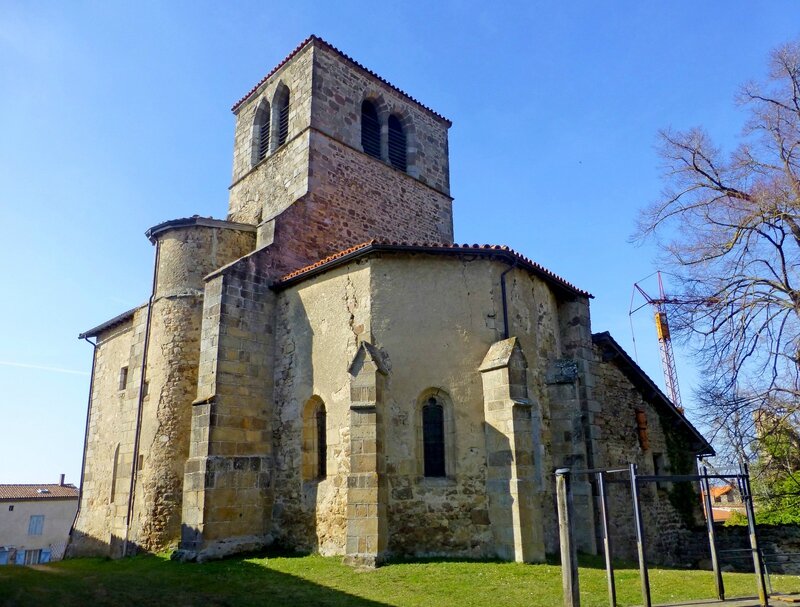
[180,249,277,560]
[479,337,545,562]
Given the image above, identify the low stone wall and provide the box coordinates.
[677,524,800,574]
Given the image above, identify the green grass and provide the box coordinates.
[0,551,798,607]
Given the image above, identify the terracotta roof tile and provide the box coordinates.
[710,485,734,498]
[231,35,451,125]
[0,484,79,501]
[278,240,376,282]
[273,240,591,298]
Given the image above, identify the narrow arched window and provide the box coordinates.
[316,406,327,479]
[422,397,445,477]
[274,85,290,148]
[254,100,270,164]
[110,443,120,503]
[361,100,381,159]
[387,114,407,172]
[302,397,327,480]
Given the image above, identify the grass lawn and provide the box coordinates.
[1,552,799,607]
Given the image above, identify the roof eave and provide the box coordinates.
[78,306,141,340]
[272,242,591,299]
[145,216,256,244]
[231,35,452,126]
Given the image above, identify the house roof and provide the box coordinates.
[272,240,592,299]
[710,485,734,498]
[78,306,141,340]
[231,35,452,126]
[0,484,79,501]
[592,331,714,456]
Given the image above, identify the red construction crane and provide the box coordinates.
[631,272,684,413]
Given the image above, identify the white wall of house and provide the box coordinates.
[0,498,78,564]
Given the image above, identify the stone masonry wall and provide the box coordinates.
[69,312,143,557]
[547,299,598,555]
[129,225,255,553]
[269,263,372,555]
[311,43,450,196]
[367,255,577,558]
[71,224,255,557]
[592,348,702,564]
[305,131,452,244]
[678,524,800,574]
[228,40,453,252]
[251,130,453,277]
[182,249,277,560]
[501,269,572,554]
[230,44,313,189]
[228,132,310,227]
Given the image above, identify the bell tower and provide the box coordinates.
[226,36,454,270]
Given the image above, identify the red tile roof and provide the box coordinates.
[273,240,592,298]
[231,35,451,125]
[710,485,734,498]
[0,484,79,501]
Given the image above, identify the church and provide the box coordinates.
[68,36,713,566]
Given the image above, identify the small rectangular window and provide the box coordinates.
[8,504,13,511]
[24,549,41,565]
[119,366,129,390]
[27,515,44,536]
[137,454,145,471]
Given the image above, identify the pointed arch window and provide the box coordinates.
[422,397,446,477]
[387,114,407,172]
[361,100,381,159]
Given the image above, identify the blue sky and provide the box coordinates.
[1,1,798,484]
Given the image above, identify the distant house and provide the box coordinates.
[0,476,79,564]
[702,484,746,523]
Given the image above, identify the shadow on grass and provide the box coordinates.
[382,554,509,566]
[379,551,643,571]
[0,552,392,607]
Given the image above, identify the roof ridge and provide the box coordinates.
[0,483,78,487]
[231,35,451,125]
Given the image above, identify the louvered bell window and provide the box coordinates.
[387,114,407,172]
[277,92,290,147]
[255,102,270,163]
[422,398,445,477]
[361,100,381,159]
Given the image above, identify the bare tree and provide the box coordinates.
[636,41,800,462]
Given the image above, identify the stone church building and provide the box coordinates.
[69,36,712,565]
